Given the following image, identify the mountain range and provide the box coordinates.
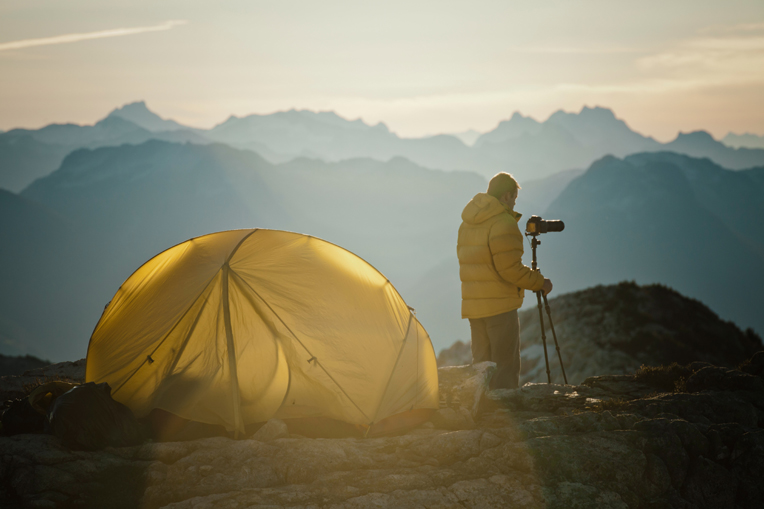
[2,102,764,361]
[723,132,764,149]
[2,133,763,362]
[3,102,764,192]
[2,142,483,360]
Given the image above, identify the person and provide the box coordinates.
[456,172,553,389]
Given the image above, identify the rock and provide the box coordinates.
[513,283,763,385]
[251,418,289,442]
[542,482,630,509]
[581,374,655,398]
[518,409,624,439]
[0,358,86,403]
[740,350,764,377]
[643,453,672,497]
[685,366,764,393]
[681,457,738,508]
[430,407,474,430]
[527,431,647,495]
[23,358,86,381]
[2,354,764,508]
[437,361,495,419]
[436,340,472,367]
[481,382,610,415]
[729,430,764,505]
[621,392,759,428]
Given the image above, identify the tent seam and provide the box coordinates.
[111,271,221,396]
[229,268,372,423]
[165,291,213,376]
[220,229,258,438]
[370,312,414,426]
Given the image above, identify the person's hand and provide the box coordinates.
[542,278,553,296]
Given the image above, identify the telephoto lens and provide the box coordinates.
[526,215,565,234]
[543,220,565,233]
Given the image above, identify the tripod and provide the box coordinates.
[527,233,568,385]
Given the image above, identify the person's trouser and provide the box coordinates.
[469,309,520,390]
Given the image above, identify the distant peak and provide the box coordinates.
[106,100,186,132]
[120,100,148,109]
[580,105,616,118]
[675,130,716,142]
[109,101,150,115]
[547,109,570,121]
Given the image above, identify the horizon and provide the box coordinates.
[2,99,758,144]
[2,0,763,141]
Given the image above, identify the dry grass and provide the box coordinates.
[633,363,692,393]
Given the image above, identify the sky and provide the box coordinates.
[1,0,763,141]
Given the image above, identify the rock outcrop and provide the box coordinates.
[2,352,763,508]
[438,282,763,385]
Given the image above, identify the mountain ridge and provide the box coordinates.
[4,102,764,193]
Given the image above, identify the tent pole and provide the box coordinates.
[222,264,244,438]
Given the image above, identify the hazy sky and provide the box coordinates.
[1,0,763,140]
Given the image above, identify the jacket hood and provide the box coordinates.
[462,193,522,224]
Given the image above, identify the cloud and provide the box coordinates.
[700,22,764,34]
[0,20,188,52]
[635,27,764,87]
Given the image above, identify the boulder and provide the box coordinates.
[251,418,289,442]
[437,361,495,419]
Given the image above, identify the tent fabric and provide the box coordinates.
[86,229,439,437]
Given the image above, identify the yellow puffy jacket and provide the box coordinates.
[457,193,544,319]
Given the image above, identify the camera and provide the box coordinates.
[526,215,565,234]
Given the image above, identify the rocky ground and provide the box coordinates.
[0,355,50,377]
[2,352,763,509]
[439,282,763,385]
[0,359,85,403]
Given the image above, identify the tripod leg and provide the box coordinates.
[536,291,551,383]
[542,293,568,385]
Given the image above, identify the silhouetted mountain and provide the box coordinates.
[449,129,482,147]
[0,134,69,193]
[541,152,764,334]
[515,168,585,216]
[207,109,479,171]
[0,115,209,192]
[474,112,542,147]
[12,141,483,360]
[664,131,764,169]
[546,106,661,155]
[722,132,764,149]
[0,189,98,359]
[6,104,764,194]
[402,152,764,350]
[107,101,188,132]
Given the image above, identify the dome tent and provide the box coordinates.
[86,229,439,437]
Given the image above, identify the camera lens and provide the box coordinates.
[544,220,564,233]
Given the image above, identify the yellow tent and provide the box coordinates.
[86,229,439,437]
